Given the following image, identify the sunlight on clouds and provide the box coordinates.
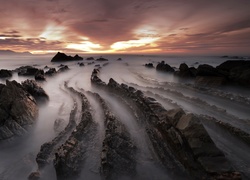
[66,41,102,52]
[30,50,59,54]
[39,23,65,40]
[111,37,159,50]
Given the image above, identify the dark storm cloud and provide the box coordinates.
[0,0,249,54]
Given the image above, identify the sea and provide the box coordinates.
[0,54,250,180]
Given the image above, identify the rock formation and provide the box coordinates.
[51,52,83,62]
[0,69,12,78]
[0,80,39,142]
[22,79,49,103]
[156,61,175,72]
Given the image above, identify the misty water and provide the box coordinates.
[0,54,250,179]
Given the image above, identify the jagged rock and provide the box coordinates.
[176,113,235,174]
[92,75,240,179]
[117,58,122,61]
[58,65,69,73]
[22,79,49,103]
[91,69,106,86]
[35,102,78,171]
[166,108,185,126]
[0,80,38,142]
[145,63,154,68]
[0,69,12,78]
[156,61,175,72]
[45,68,56,76]
[54,89,96,180]
[96,57,108,61]
[174,63,196,78]
[73,54,83,60]
[35,69,46,81]
[91,92,136,180]
[16,66,39,76]
[51,52,83,62]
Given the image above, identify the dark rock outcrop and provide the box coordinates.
[174,63,197,78]
[91,72,241,179]
[216,60,250,86]
[51,52,83,62]
[96,57,108,61]
[35,70,45,81]
[34,101,78,173]
[0,80,38,142]
[197,64,224,77]
[58,65,69,73]
[54,90,97,180]
[117,58,122,61]
[22,79,49,103]
[45,68,56,76]
[156,61,175,72]
[78,62,84,67]
[16,66,39,76]
[90,92,136,180]
[145,63,154,68]
[0,69,12,78]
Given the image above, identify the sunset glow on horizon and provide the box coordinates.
[0,0,249,55]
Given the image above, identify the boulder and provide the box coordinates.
[175,63,196,78]
[45,68,56,76]
[196,64,224,77]
[176,114,233,173]
[216,60,250,86]
[166,108,185,126]
[16,66,39,76]
[58,65,69,73]
[156,61,175,73]
[0,69,12,78]
[35,69,46,81]
[78,62,84,67]
[22,79,49,103]
[179,63,189,72]
[96,57,108,61]
[145,63,154,68]
[0,80,38,142]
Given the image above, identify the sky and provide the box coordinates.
[0,0,250,55]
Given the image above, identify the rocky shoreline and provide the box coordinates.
[0,56,249,179]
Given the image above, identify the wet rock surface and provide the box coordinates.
[0,80,38,142]
[91,69,241,179]
[54,89,97,180]
[90,92,137,180]
[22,79,49,103]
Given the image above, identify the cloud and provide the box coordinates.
[0,0,249,54]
